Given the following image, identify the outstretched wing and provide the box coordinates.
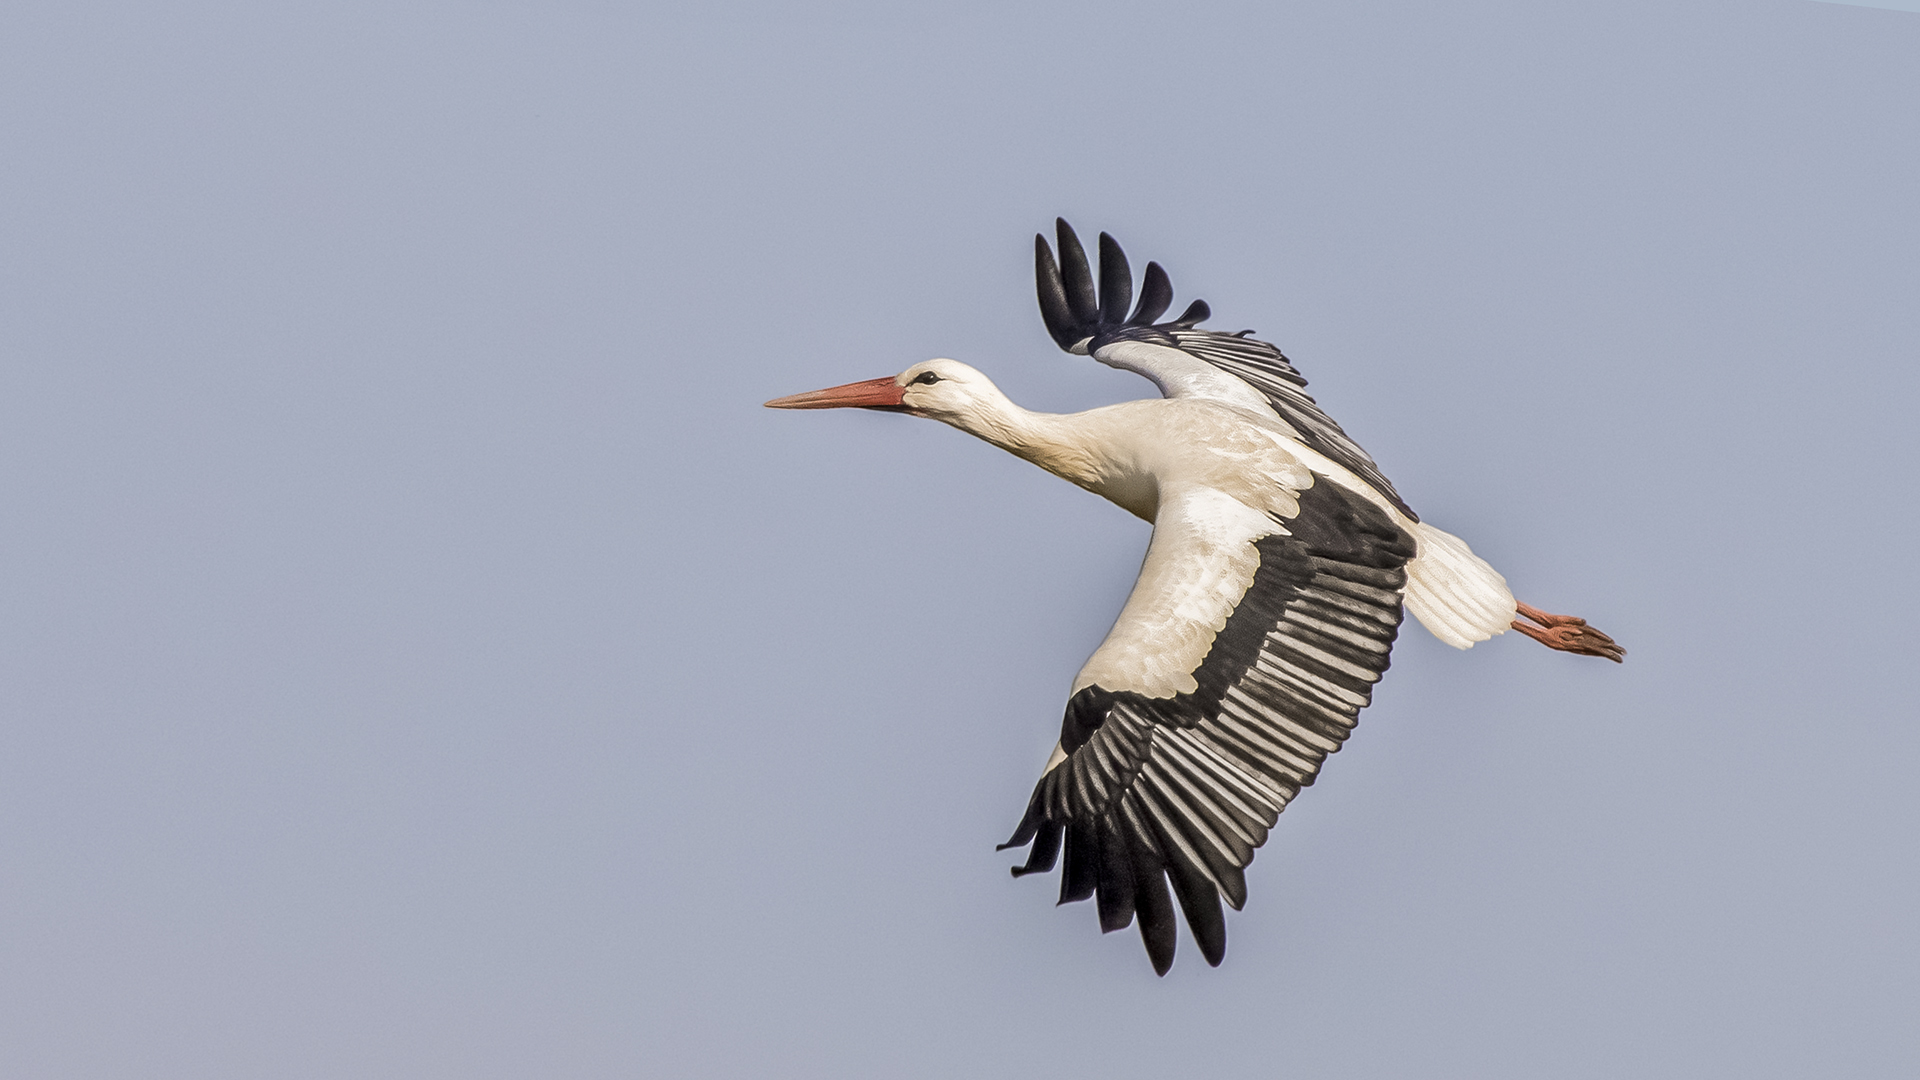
[1035,219,1417,520]
[999,477,1416,974]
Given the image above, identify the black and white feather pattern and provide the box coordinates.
[1157,328,1417,521]
[1035,219,1417,520]
[999,479,1416,973]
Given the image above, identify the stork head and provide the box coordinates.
[764,359,1012,428]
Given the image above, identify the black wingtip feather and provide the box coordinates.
[1059,821,1099,905]
[1054,220,1099,328]
[1166,856,1228,967]
[1129,846,1178,976]
[1141,805,1229,967]
[1172,298,1210,327]
[1129,262,1173,326]
[1033,235,1081,352]
[997,785,1047,851]
[1095,819,1137,933]
[1010,821,1063,877]
[1097,233,1132,326]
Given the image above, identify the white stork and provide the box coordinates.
[767,221,1621,975]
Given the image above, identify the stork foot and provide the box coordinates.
[1512,601,1624,663]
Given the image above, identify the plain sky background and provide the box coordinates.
[3,1,1917,1077]
[1825,0,1920,11]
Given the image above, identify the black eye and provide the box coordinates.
[911,371,943,386]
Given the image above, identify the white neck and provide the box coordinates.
[926,384,1150,518]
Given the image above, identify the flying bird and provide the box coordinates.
[767,221,1621,975]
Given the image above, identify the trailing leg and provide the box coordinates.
[1512,601,1624,662]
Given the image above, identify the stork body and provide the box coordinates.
[768,222,1620,975]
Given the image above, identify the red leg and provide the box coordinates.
[1512,601,1625,663]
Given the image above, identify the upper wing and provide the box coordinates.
[998,477,1416,974]
[1156,328,1416,521]
[1035,219,1418,520]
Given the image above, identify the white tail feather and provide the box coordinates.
[1404,522,1516,649]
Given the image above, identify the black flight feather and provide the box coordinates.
[1033,236,1081,352]
[1094,817,1136,932]
[1163,846,1228,967]
[1060,821,1100,905]
[1172,298,1210,327]
[1011,820,1062,877]
[1097,232,1132,326]
[1130,262,1173,326]
[1054,219,1100,330]
[1129,844,1179,976]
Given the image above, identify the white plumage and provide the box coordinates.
[1406,522,1520,648]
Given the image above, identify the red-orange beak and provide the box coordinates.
[764,376,908,411]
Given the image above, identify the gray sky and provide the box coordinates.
[2,1,1917,1077]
